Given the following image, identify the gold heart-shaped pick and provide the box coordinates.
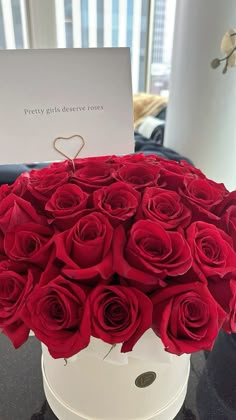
[53,134,85,161]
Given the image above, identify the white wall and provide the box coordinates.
[165,0,236,191]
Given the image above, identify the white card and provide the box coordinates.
[0,48,134,164]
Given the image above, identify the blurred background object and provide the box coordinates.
[133,93,167,128]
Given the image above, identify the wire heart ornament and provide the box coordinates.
[53,134,85,161]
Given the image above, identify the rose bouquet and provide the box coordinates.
[0,153,235,359]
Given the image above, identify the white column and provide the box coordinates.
[72,0,82,48]
[131,0,142,93]
[104,0,112,47]
[88,0,97,47]
[162,0,176,65]
[118,0,127,47]
[20,0,29,48]
[165,0,236,191]
[55,0,66,48]
[27,0,58,48]
[1,0,15,48]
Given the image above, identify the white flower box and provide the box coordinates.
[41,330,190,420]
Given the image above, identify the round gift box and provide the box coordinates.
[41,330,190,420]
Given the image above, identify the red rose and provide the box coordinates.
[138,187,191,230]
[114,153,162,165]
[223,280,236,333]
[93,182,140,227]
[0,256,33,275]
[158,160,196,189]
[179,178,226,223]
[22,275,90,358]
[45,184,89,230]
[10,172,30,197]
[113,164,159,190]
[159,159,206,179]
[0,184,12,200]
[159,159,188,175]
[208,275,236,333]
[26,167,69,203]
[49,156,116,174]
[72,155,119,170]
[116,154,149,164]
[186,222,236,281]
[72,160,117,192]
[179,160,206,178]
[151,282,226,355]
[4,222,52,267]
[46,160,73,172]
[215,190,236,216]
[0,270,35,348]
[54,211,114,284]
[87,284,152,352]
[0,230,5,258]
[114,220,192,292]
[222,205,236,250]
[0,194,43,233]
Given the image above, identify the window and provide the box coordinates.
[56,0,149,92]
[0,0,28,48]
[0,0,176,95]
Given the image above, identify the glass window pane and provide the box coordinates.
[149,0,176,96]
[11,0,23,48]
[81,0,88,47]
[0,1,6,48]
[64,0,73,48]
[126,0,133,53]
[0,0,27,49]
[55,0,150,91]
[139,0,148,92]
[97,0,104,47]
[57,0,176,93]
[112,0,118,47]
